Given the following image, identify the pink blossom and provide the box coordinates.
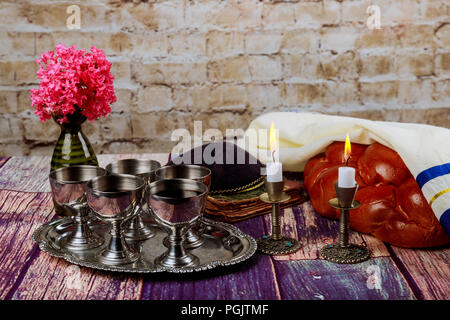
[30,44,116,123]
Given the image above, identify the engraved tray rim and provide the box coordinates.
[32,217,257,274]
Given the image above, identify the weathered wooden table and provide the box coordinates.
[0,154,448,300]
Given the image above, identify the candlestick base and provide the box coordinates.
[257,235,301,256]
[320,243,371,264]
[320,197,371,264]
[257,191,301,256]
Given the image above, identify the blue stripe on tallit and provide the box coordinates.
[439,208,450,236]
[416,163,450,189]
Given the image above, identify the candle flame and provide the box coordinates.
[344,133,351,163]
[269,122,277,153]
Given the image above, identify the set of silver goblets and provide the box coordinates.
[49,159,211,268]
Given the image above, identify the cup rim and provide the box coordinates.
[148,178,208,202]
[155,164,211,180]
[49,165,107,184]
[105,158,162,176]
[87,173,146,196]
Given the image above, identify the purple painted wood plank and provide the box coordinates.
[273,257,415,300]
[0,190,55,299]
[140,218,281,300]
[390,245,450,300]
[11,258,144,300]
[0,156,51,192]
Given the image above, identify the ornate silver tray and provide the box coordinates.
[33,216,257,273]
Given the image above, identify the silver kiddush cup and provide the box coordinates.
[105,159,161,240]
[86,174,146,265]
[147,178,208,268]
[49,165,106,251]
[155,165,211,249]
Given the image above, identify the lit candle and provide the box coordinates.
[267,122,283,182]
[267,162,283,182]
[338,134,356,188]
[338,167,355,188]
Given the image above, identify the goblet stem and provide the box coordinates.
[61,202,102,250]
[98,220,139,265]
[167,234,188,259]
[338,209,350,247]
[184,221,205,249]
[156,226,199,268]
[71,214,93,239]
[124,202,154,240]
[109,221,127,251]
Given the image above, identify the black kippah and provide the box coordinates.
[168,141,264,194]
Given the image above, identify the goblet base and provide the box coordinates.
[182,231,204,250]
[97,246,140,266]
[256,235,301,256]
[320,243,371,264]
[59,222,103,251]
[155,251,200,268]
[60,233,103,251]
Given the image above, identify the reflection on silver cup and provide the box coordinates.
[106,159,161,240]
[155,164,211,188]
[148,178,208,268]
[86,174,145,265]
[49,165,106,251]
[155,165,211,249]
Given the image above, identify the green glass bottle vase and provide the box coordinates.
[50,110,98,172]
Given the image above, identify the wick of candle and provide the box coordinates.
[345,156,350,166]
[271,149,276,163]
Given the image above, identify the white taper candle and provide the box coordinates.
[267,162,283,182]
[338,166,356,188]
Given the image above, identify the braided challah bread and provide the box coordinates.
[304,142,449,248]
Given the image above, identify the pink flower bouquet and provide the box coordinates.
[30,44,116,124]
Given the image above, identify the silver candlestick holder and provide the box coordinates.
[256,179,301,255]
[320,182,371,264]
